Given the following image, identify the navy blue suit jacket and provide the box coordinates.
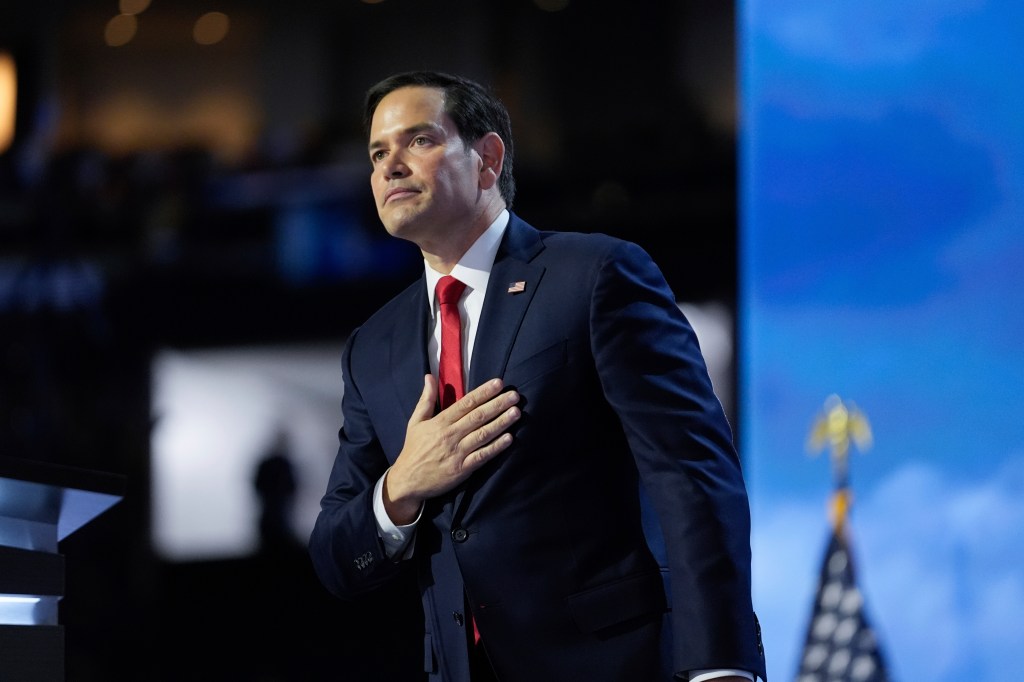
[309,213,766,682]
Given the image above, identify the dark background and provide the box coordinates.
[0,1,737,679]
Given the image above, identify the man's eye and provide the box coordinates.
[413,136,429,146]
[371,150,386,162]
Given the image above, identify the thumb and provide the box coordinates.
[409,374,438,424]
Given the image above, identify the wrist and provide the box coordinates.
[381,469,421,524]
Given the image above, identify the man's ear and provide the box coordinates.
[476,132,505,190]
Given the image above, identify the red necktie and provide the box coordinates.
[434,275,483,647]
[436,275,467,410]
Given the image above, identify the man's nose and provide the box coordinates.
[380,152,408,178]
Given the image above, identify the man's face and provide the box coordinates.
[368,86,483,243]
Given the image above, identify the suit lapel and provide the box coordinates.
[467,215,546,389]
[455,216,545,515]
[389,277,432,424]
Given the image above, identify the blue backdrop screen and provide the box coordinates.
[740,2,1024,680]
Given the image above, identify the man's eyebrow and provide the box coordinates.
[368,122,441,152]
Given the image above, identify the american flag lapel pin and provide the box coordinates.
[507,280,526,294]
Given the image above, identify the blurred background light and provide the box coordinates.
[119,0,151,15]
[193,11,230,46]
[0,51,14,153]
[104,13,137,47]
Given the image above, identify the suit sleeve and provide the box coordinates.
[590,241,766,679]
[307,327,406,599]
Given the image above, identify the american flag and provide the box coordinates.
[796,528,892,682]
[507,280,526,294]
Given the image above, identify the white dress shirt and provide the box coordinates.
[373,209,509,556]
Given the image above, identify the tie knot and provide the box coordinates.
[436,275,467,306]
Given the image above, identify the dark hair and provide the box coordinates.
[364,71,516,209]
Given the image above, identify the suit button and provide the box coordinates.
[451,528,469,542]
[453,611,464,626]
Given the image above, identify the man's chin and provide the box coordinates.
[381,216,420,242]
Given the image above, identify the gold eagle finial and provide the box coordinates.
[807,394,872,530]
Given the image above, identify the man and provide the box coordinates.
[309,70,766,682]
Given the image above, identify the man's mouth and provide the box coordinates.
[384,187,418,204]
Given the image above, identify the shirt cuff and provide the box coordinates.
[372,468,421,560]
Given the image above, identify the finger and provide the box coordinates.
[463,432,515,471]
[441,377,506,421]
[464,403,521,452]
[454,386,520,437]
[409,374,438,424]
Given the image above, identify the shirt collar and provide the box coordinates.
[425,209,509,307]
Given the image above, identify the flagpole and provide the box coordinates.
[796,394,892,682]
